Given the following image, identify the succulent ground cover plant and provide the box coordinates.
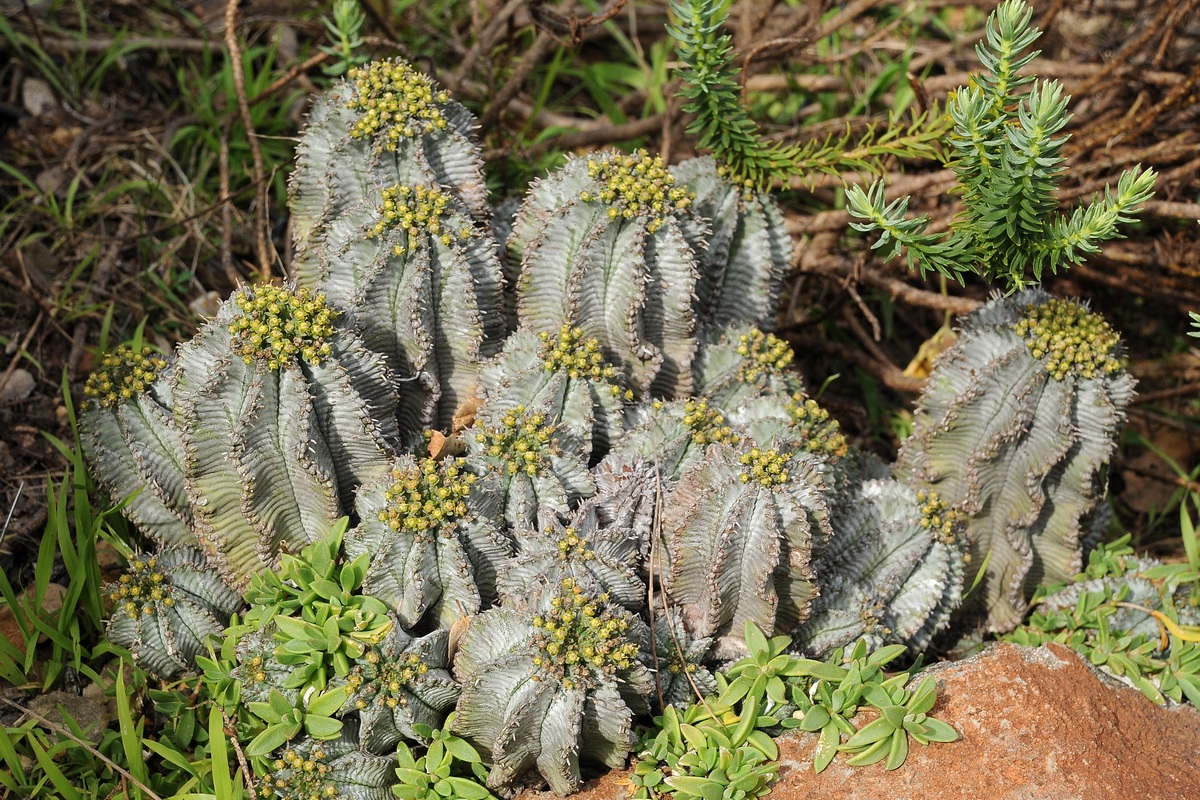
[58,1,1173,798]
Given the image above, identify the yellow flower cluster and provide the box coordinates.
[378,457,475,540]
[579,150,693,234]
[554,526,595,562]
[1012,298,1122,381]
[539,325,630,398]
[858,598,890,637]
[241,654,269,686]
[666,658,699,676]
[736,328,794,383]
[346,59,450,150]
[260,747,338,800]
[682,398,739,446]
[915,488,962,545]
[738,447,791,487]
[370,184,472,255]
[474,405,558,477]
[83,345,167,410]
[228,285,337,369]
[108,556,173,620]
[349,648,429,711]
[786,395,847,459]
[530,578,639,690]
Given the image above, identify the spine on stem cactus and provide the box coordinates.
[346,455,510,630]
[81,346,196,549]
[894,289,1135,632]
[671,157,790,330]
[451,579,653,795]
[465,404,594,533]
[106,547,245,679]
[171,284,400,589]
[498,501,644,612]
[658,441,832,660]
[346,626,460,753]
[791,480,967,658]
[479,326,631,461]
[291,60,505,435]
[510,149,700,397]
[290,58,489,262]
[691,324,805,409]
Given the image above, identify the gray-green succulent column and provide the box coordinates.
[451,579,653,795]
[671,156,791,331]
[347,455,510,629]
[895,290,1135,632]
[105,547,244,678]
[81,346,195,549]
[291,58,505,436]
[510,150,699,397]
[172,284,400,589]
[659,441,831,659]
[479,325,631,461]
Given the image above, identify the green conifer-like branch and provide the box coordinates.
[668,0,946,192]
[847,0,1157,292]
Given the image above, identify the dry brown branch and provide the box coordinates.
[224,0,272,280]
[803,334,926,393]
[1134,382,1200,406]
[252,51,329,104]
[798,249,982,316]
[453,0,528,87]
[477,30,558,133]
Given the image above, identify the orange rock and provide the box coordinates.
[516,643,1200,800]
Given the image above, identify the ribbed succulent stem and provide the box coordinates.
[895,290,1135,632]
[81,346,196,549]
[172,285,399,588]
[511,150,700,398]
[659,441,831,659]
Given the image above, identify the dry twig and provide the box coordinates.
[224,0,273,280]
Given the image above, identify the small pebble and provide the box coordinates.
[0,368,35,405]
